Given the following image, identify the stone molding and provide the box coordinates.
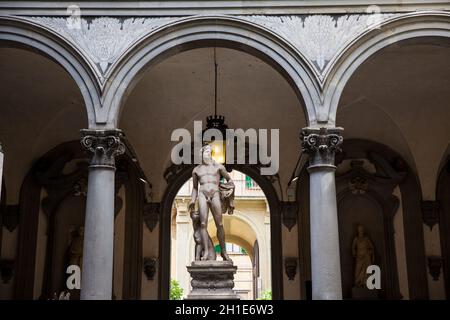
[3,1,448,15]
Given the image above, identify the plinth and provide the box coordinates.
[186,260,240,300]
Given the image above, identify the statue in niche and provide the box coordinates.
[188,144,235,262]
[352,224,375,288]
[67,226,84,269]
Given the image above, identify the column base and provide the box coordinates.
[185,261,240,300]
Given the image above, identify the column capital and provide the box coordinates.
[80,129,125,169]
[301,127,343,170]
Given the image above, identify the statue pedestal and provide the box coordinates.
[185,260,240,300]
[351,287,379,300]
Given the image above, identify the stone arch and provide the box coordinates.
[324,11,450,124]
[103,15,320,127]
[0,16,100,127]
[160,163,283,299]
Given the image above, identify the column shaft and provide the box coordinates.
[81,168,115,299]
[309,167,342,299]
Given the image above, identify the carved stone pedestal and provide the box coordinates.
[186,261,240,300]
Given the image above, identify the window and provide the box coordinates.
[245,175,257,188]
[215,243,247,255]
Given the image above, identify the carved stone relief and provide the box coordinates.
[29,17,176,77]
[242,14,396,76]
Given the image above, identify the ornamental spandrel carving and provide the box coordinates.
[29,14,400,82]
[241,14,396,76]
[301,127,343,168]
[29,17,176,76]
[80,130,125,168]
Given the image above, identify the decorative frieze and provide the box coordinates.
[301,127,343,168]
[80,129,125,168]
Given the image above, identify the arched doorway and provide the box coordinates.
[117,44,308,299]
[160,163,282,299]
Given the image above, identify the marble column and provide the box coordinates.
[80,129,125,300]
[301,127,343,300]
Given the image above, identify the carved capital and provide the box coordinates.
[80,129,125,169]
[421,201,440,230]
[301,127,343,169]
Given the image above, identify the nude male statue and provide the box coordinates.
[189,144,234,262]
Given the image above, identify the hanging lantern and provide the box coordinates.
[202,47,229,164]
[204,115,227,164]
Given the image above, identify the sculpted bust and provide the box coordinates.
[188,144,235,262]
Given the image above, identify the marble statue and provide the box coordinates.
[352,224,375,287]
[189,144,235,262]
